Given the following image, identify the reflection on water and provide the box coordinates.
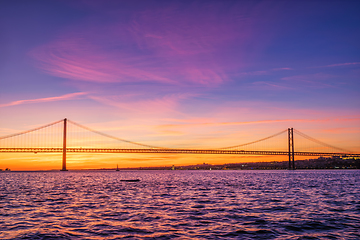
[0,170,359,239]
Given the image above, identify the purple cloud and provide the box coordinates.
[30,1,276,87]
[0,92,87,108]
[325,62,360,67]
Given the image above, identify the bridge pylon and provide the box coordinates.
[288,128,295,170]
[61,118,68,171]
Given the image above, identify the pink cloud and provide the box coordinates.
[239,70,270,76]
[281,73,334,81]
[325,62,360,67]
[251,81,293,90]
[30,31,226,86]
[310,62,360,69]
[155,118,344,130]
[0,92,88,108]
[87,92,195,116]
[207,100,360,126]
[234,67,293,78]
[273,67,293,71]
[281,73,336,88]
[129,4,252,57]
[30,2,277,87]
[321,127,360,134]
[31,39,176,84]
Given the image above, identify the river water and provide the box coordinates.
[0,170,359,239]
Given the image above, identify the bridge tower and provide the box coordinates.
[288,128,295,170]
[61,118,68,171]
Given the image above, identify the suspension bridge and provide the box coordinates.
[0,119,359,170]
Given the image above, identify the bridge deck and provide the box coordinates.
[1,148,359,157]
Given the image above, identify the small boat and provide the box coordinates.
[120,179,140,182]
[116,164,119,171]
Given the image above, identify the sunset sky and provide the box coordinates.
[1,0,359,170]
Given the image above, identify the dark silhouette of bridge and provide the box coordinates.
[1,119,359,170]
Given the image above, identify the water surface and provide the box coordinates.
[0,170,359,239]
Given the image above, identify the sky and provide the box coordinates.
[0,0,359,170]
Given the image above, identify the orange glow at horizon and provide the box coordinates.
[1,111,359,170]
[0,152,317,171]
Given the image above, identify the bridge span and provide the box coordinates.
[1,118,359,170]
[1,147,359,158]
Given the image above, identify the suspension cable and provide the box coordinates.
[0,119,64,140]
[67,119,165,149]
[2,119,353,153]
[220,129,288,150]
[293,129,351,153]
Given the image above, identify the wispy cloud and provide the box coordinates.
[281,73,334,81]
[281,73,336,88]
[324,62,360,67]
[87,92,195,116]
[273,67,293,71]
[30,39,177,85]
[251,81,293,90]
[321,127,360,134]
[311,62,360,68]
[30,1,277,88]
[156,118,338,130]
[235,67,293,78]
[0,92,87,108]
